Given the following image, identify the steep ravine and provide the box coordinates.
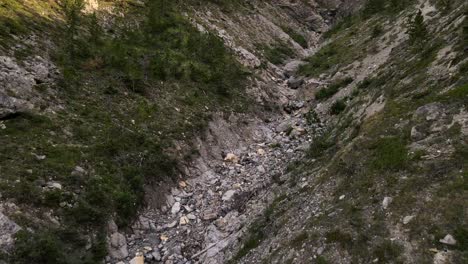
[117,66,320,264]
[105,1,348,263]
[1,0,466,264]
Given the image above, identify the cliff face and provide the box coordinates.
[1,0,466,264]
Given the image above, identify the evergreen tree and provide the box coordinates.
[60,0,85,59]
[88,13,102,47]
[407,9,428,46]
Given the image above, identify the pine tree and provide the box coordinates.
[407,9,428,46]
[88,13,102,47]
[60,0,85,58]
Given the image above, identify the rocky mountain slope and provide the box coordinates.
[0,0,467,264]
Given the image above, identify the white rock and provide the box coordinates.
[257,165,266,174]
[224,153,239,163]
[34,154,46,160]
[257,149,266,155]
[339,195,345,200]
[47,182,62,190]
[403,215,415,224]
[222,190,236,201]
[187,214,197,220]
[179,216,189,225]
[130,253,144,264]
[382,197,392,209]
[171,202,181,214]
[439,234,457,245]
[143,246,152,252]
[167,221,177,228]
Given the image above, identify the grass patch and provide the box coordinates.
[259,41,295,65]
[372,240,404,262]
[282,26,308,48]
[316,77,353,100]
[370,137,408,171]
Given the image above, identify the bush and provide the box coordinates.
[371,24,383,38]
[316,77,353,100]
[299,44,340,77]
[373,240,404,262]
[13,230,66,264]
[283,27,308,48]
[307,133,335,158]
[261,42,295,65]
[330,99,347,115]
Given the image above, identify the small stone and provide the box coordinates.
[317,247,324,255]
[171,202,181,214]
[167,221,177,228]
[222,190,236,201]
[72,166,86,175]
[257,165,266,174]
[143,246,152,252]
[410,126,425,141]
[439,234,457,245]
[179,181,187,188]
[160,235,169,242]
[257,149,266,155]
[339,195,345,200]
[224,153,239,163]
[46,181,62,190]
[179,216,189,225]
[202,211,218,220]
[403,215,415,225]
[34,154,46,160]
[382,197,392,209]
[130,253,144,264]
[187,214,196,220]
[152,251,162,261]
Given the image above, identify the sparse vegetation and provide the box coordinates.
[330,99,347,115]
[259,41,295,65]
[282,26,308,48]
[315,77,353,100]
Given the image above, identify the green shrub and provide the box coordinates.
[283,27,308,48]
[325,229,353,248]
[307,133,335,158]
[316,77,353,100]
[322,15,356,39]
[299,44,344,77]
[260,42,295,65]
[330,99,347,115]
[13,230,66,264]
[371,24,383,38]
[373,240,404,262]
